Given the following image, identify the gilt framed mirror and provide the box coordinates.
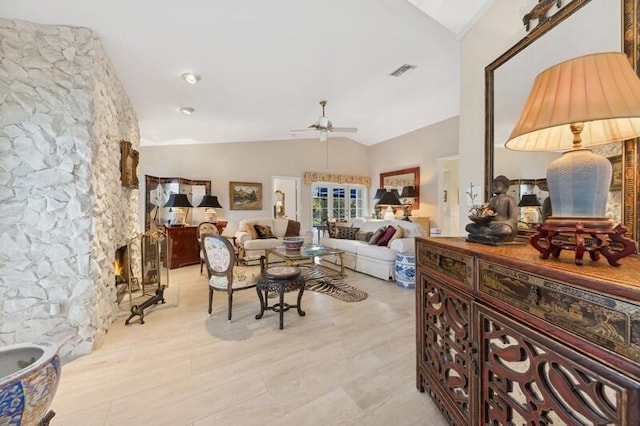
[379,167,420,210]
[484,0,639,244]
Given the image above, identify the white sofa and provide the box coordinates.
[234,217,312,261]
[319,219,425,281]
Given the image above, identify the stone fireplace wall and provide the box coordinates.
[0,18,139,359]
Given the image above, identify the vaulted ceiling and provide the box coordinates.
[0,0,494,146]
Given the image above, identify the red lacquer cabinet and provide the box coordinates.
[416,237,640,425]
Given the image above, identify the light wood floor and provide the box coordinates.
[50,264,448,425]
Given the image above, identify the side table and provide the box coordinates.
[255,258,306,329]
[395,252,416,289]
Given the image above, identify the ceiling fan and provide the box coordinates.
[290,100,358,142]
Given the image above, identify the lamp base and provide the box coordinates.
[530,216,637,266]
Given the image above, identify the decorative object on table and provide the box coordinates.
[506,52,640,265]
[120,140,139,189]
[282,236,304,252]
[125,285,166,325]
[395,252,416,289]
[229,181,262,210]
[0,341,60,426]
[144,176,211,231]
[197,194,223,223]
[255,256,306,330]
[163,193,193,226]
[377,189,403,220]
[400,185,417,216]
[518,194,542,224]
[466,175,519,245]
[289,100,358,142]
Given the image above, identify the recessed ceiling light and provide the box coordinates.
[181,73,201,84]
[179,107,194,115]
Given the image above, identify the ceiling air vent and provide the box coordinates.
[389,64,417,77]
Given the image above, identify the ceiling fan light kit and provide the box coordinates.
[181,72,201,84]
[179,106,194,115]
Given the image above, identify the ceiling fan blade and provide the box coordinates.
[290,128,316,133]
[331,127,358,133]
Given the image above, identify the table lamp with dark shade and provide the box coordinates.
[400,186,417,216]
[163,193,193,226]
[197,195,223,223]
[518,194,542,224]
[373,188,386,199]
[377,190,403,220]
[506,52,640,265]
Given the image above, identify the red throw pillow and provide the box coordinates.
[377,225,396,246]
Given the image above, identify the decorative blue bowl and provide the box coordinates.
[282,237,304,251]
[0,341,61,425]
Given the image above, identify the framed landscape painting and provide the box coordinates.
[229,181,262,210]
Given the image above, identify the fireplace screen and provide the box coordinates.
[116,229,167,306]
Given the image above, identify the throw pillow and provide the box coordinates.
[254,224,276,239]
[377,225,396,246]
[327,222,338,238]
[368,226,387,245]
[245,221,259,240]
[336,226,360,240]
[355,231,374,242]
[387,224,404,246]
[284,220,301,237]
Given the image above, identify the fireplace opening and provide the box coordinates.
[114,245,129,287]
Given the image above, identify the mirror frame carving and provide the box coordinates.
[379,167,420,210]
[484,0,639,244]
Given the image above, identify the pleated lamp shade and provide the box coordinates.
[506,52,640,151]
[506,52,640,218]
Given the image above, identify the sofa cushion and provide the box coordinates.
[245,221,259,240]
[321,238,365,253]
[355,231,373,242]
[254,224,276,239]
[377,225,396,246]
[387,224,404,246]
[368,226,387,245]
[284,220,301,237]
[244,238,283,251]
[356,243,399,262]
[336,226,359,240]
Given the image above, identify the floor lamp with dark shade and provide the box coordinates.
[505,52,640,265]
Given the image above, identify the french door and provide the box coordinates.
[311,183,366,226]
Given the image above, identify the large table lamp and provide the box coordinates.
[377,190,403,221]
[197,195,223,222]
[506,52,640,265]
[163,193,193,226]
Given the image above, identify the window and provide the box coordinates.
[311,183,366,226]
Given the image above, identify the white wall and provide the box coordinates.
[368,116,459,229]
[139,137,369,233]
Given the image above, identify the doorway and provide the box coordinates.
[437,155,460,236]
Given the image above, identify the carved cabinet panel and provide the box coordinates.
[416,270,474,426]
[478,306,640,425]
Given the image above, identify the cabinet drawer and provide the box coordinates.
[416,240,474,289]
[478,259,640,364]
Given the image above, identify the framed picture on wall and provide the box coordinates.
[229,181,262,210]
[120,140,139,189]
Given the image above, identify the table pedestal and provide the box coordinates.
[530,217,637,266]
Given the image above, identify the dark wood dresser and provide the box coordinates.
[163,225,200,269]
[416,237,640,425]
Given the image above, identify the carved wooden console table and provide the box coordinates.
[416,237,640,425]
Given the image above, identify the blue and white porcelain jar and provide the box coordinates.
[395,252,416,289]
